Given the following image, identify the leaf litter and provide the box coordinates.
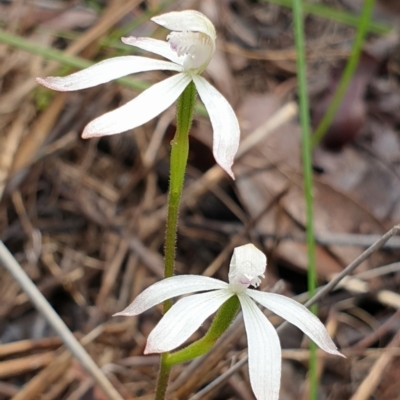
[0,0,400,399]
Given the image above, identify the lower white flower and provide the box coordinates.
[116,244,343,400]
[36,10,239,178]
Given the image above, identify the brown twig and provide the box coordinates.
[0,242,124,400]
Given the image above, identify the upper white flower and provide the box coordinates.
[116,244,343,400]
[36,10,239,178]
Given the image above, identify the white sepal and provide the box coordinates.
[192,75,240,179]
[121,37,184,66]
[239,294,281,400]
[151,10,216,40]
[246,290,343,357]
[115,275,228,317]
[36,56,181,91]
[82,73,191,138]
[145,289,233,354]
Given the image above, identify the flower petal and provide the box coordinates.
[145,289,233,353]
[82,73,191,138]
[121,37,184,66]
[36,56,181,91]
[238,294,281,400]
[246,290,343,356]
[152,10,216,40]
[114,275,228,317]
[192,75,240,179]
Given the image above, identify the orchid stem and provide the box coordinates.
[164,296,240,366]
[154,359,172,400]
[163,81,196,309]
[155,81,197,400]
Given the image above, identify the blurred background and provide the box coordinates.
[0,0,400,399]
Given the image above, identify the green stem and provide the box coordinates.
[154,358,172,400]
[291,1,317,399]
[163,81,196,287]
[311,0,376,147]
[154,297,239,399]
[164,296,240,366]
[154,81,196,400]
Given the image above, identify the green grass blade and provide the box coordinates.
[311,0,376,147]
[261,0,390,35]
[291,0,318,398]
[0,29,147,90]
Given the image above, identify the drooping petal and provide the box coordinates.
[114,275,228,317]
[36,56,181,91]
[152,10,216,40]
[82,73,191,138]
[145,289,233,353]
[228,244,266,293]
[246,290,343,356]
[238,294,282,400]
[121,37,184,66]
[192,75,240,179]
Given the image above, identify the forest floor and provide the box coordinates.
[0,0,400,399]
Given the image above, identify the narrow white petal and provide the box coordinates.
[246,290,343,356]
[36,56,181,91]
[152,10,216,40]
[192,75,240,179]
[239,294,281,400]
[121,37,184,66]
[145,289,233,353]
[115,275,228,316]
[82,73,191,138]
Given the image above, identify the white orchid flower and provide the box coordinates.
[116,244,343,400]
[36,10,240,178]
